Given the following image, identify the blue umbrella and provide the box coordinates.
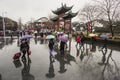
[16,30,23,33]
[0,30,4,32]
[100,34,109,39]
[20,35,33,40]
[46,35,55,39]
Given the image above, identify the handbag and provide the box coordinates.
[28,50,31,55]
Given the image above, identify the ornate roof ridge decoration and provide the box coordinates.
[52,3,73,15]
[63,10,78,19]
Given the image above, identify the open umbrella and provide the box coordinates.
[57,32,63,35]
[63,34,68,38]
[88,33,97,37]
[58,35,68,42]
[100,34,109,39]
[0,30,4,32]
[20,35,33,40]
[46,35,55,39]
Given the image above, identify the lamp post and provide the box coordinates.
[2,12,7,41]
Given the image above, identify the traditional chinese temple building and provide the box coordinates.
[51,3,78,33]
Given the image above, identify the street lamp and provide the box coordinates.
[2,12,7,40]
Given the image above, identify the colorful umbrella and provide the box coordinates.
[100,34,109,39]
[88,33,97,37]
[63,34,68,38]
[46,35,55,39]
[57,32,63,35]
[58,36,68,42]
[20,35,33,40]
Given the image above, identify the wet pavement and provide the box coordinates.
[0,38,120,80]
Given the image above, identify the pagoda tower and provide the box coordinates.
[51,3,77,33]
[51,3,78,52]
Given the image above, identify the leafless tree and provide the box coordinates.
[78,4,102,33]
[94,0,120,37]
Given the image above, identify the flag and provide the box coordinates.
[87,23,91,31]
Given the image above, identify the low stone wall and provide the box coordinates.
[85,37,120,46]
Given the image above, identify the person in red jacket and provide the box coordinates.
[76,35,81,47]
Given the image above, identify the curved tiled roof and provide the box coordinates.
[52,3,73,15]
[63,11,78,19]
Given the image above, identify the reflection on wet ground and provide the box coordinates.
[74,41,120,80]
[0,38,120,80]
[0,74,1,80]
[45,56,55,78]
[21,56,35,80]
[0,38,15,50]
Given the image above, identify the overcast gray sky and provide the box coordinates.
[0,0,91,23]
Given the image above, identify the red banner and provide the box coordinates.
[87,23,91,31]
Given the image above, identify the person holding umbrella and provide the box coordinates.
[20,39,30,60]
[46,35,55,62]
[58,34,68,56]
[48,39,54,58]
[100,34,108,50]
[102,38,107,50]
[60,41,66,56]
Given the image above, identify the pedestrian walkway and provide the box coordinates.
[0,39,120,80]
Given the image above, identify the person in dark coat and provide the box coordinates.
[48,39,54,57]
[10,31,13,39]
[40,33,44,44]
[102,38,108,50]
[91,37,96,52]
[60,41,66,56]
[20,39,30,59]
[81,36,85,49]
[20,31,22,37]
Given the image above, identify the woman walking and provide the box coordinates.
[48,39,54,57]
[20,39,30,59]
[60,41,66,56]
